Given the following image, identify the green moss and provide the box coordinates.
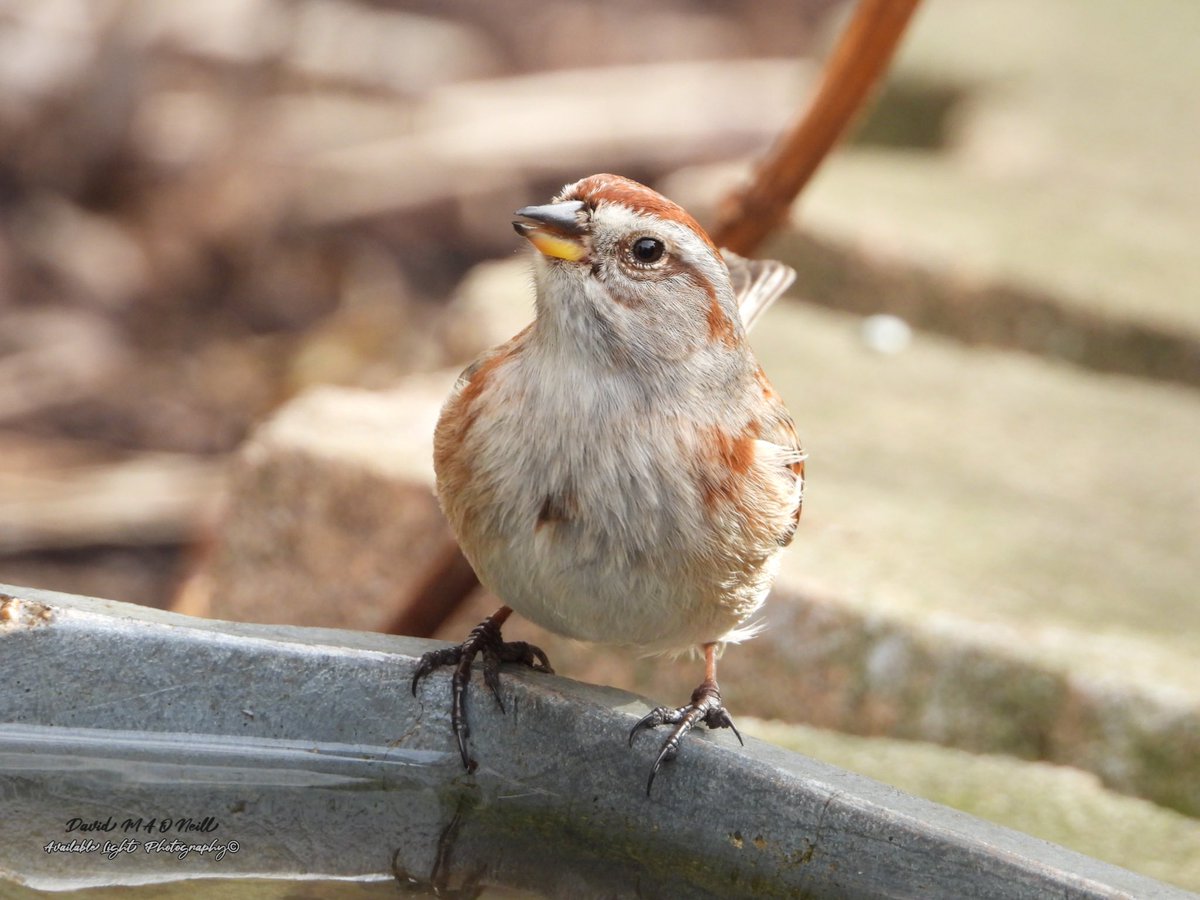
[747,719,1200,892]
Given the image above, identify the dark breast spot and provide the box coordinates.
[536,489,575,529]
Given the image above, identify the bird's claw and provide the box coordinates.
[629,680,742,796]
[410,613,553,771]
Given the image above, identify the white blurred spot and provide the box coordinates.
[861,314,913,355]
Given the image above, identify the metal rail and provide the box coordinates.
[0,584,1190,899]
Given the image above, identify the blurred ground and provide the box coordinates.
[0,0,837,603]
[1,0,1198,889]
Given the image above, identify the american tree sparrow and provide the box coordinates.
[413,174,804,794]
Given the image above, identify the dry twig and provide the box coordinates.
[712,0,922,255]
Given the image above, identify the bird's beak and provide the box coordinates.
[512,201,588,262]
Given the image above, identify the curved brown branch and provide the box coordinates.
[712,0,923,256]
[385,536,480,637]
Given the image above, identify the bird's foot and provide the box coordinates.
[410,608,553,771]
[629,679,743,796]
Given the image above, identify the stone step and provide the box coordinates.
[709,294,1198,817]
[665,0,1200,387]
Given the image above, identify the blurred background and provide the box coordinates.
[0,0,1197,888]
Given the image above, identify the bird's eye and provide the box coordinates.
[631,237,665,264]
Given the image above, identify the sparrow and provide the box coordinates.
[412,174,803,794]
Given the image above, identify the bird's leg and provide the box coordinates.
[629,642,743,796]
[410,605,553,771]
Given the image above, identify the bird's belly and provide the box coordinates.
[477,532,729,652]
[440,367,775,651]
[468,513,760,653]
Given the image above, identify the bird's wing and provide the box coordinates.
[752,380,805,548]
[722,249,796,331]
